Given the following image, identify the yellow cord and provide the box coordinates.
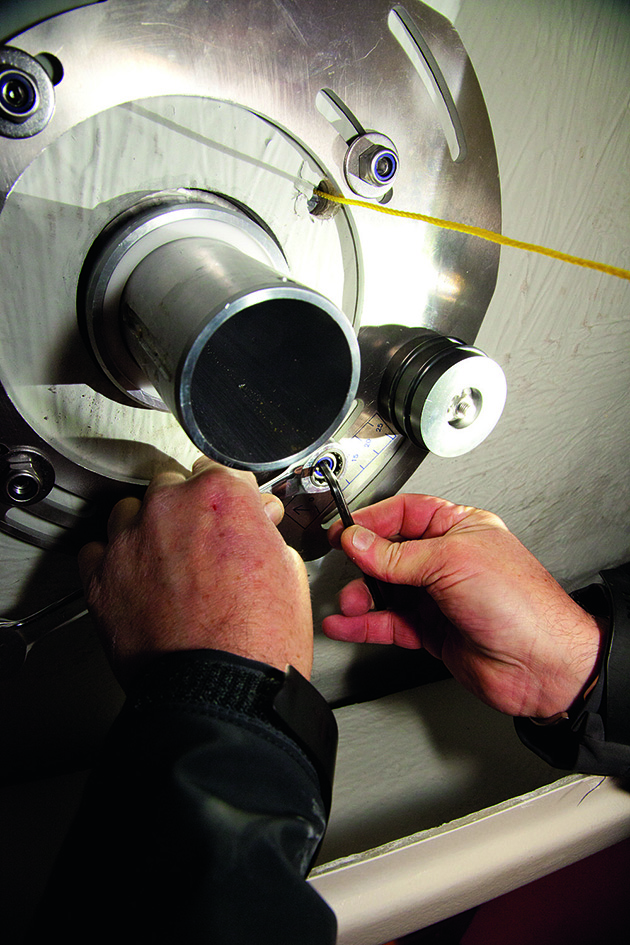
[313,190,630,283]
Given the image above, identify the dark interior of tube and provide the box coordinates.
[189,299,353,466]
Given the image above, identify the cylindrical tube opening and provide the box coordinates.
[118,233,360,472]
[183,295,356,469]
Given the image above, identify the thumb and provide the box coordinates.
[341,525,438,587]
[261,492,285,526]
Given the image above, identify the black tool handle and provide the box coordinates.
[315,461,388,611]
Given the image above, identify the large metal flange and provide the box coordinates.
[0,0,502,555]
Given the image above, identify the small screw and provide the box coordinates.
[447,388,482,429]
[307,180,339,218]
[0,69,39,122]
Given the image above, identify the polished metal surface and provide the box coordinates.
[0,1,105,45]
[0,0,502,557]
[82,194,291,411]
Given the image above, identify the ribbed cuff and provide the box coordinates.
[127,649,286,722]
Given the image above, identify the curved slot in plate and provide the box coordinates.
[315,88,364,143]
[388,4,467,162]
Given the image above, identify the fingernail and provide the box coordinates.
[263,495,284,525]
[352,526,375,552]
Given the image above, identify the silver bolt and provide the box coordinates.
[358,144,398,186]
[0,448,55,505]
[343,133,399,199]
[447,388,482,429]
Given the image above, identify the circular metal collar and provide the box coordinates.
[82,196,289,409]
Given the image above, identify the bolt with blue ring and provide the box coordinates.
[344,132,399,199]
[361,146,398,185]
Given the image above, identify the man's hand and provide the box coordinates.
[323,494,605,719]
[79,459,313,685]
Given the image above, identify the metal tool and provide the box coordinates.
[0,589,87,678]
[315,460,386,611]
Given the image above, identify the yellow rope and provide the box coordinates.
[313,190,630,282]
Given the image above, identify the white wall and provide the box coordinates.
[418,0,630,587]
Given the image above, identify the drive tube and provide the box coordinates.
[121,236,360,472]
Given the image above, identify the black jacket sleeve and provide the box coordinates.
[27,649,338,945]
[515,563,630,779]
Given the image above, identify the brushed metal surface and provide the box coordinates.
[0,0,501,555]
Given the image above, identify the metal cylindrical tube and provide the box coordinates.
[121,237,360,472]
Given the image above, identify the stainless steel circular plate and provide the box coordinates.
[0,0,502,553]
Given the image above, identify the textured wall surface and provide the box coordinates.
[420,0,630,586]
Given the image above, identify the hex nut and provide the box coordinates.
[0,448,55,506]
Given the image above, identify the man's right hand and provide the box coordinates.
[323,494,605,720]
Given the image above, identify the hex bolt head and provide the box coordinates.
[358,144,399,186]
[0,448,55,506]
[0,47,56,139]
[343,132,399,199]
